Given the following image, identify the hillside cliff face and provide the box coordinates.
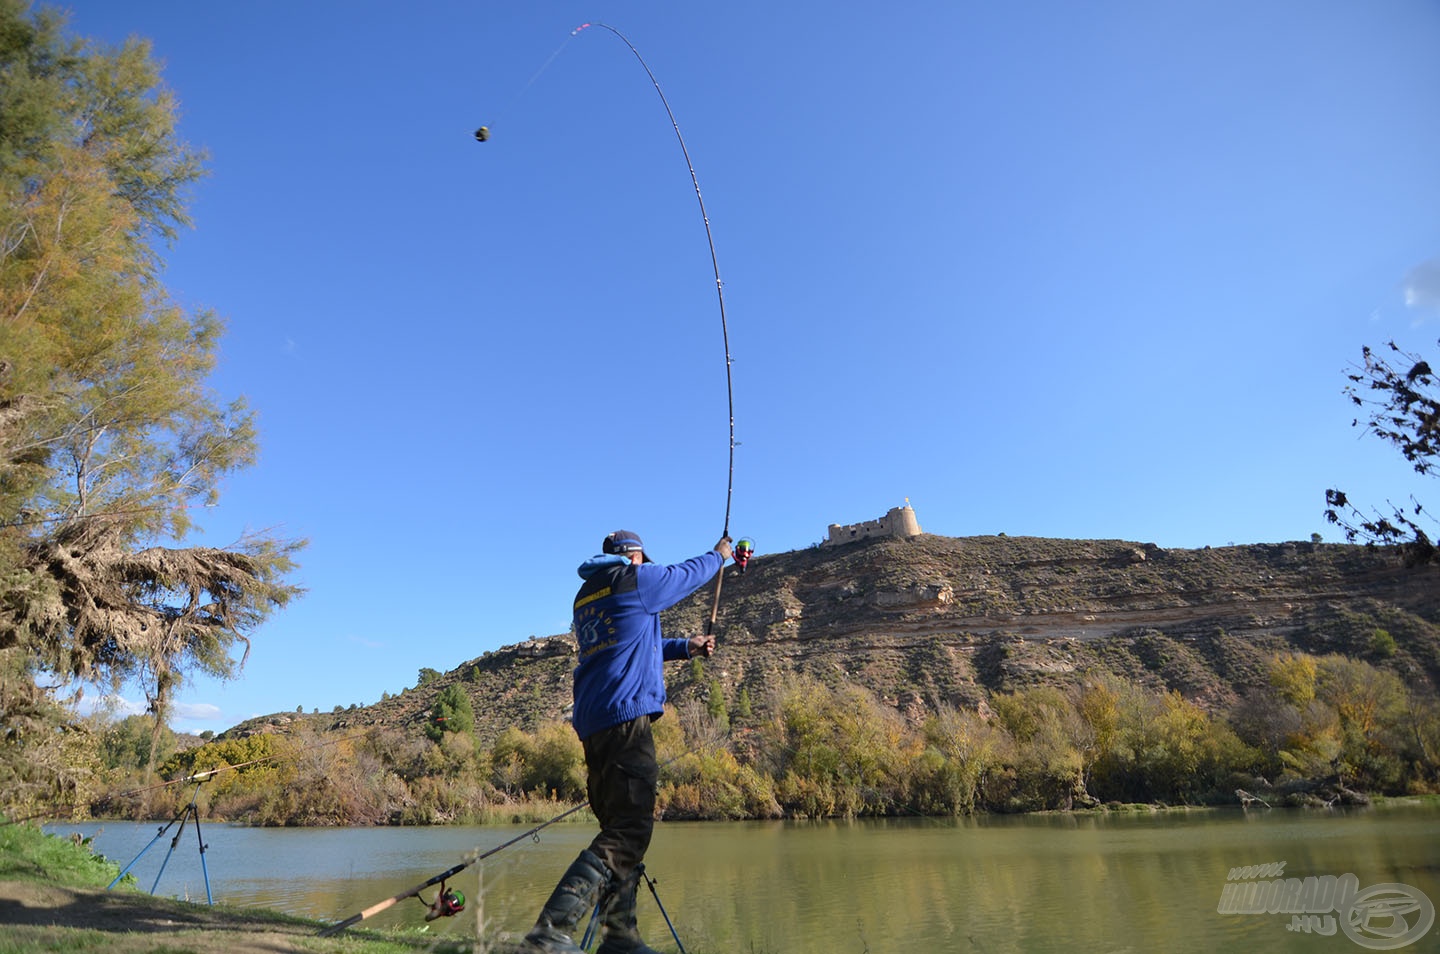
[245,534,1440,746]
[662,534,1439,722]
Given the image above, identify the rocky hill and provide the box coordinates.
[225,534,1440,746]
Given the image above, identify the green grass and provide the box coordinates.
[0,927,129,954]
[0,816,476,954]
[0,819,128,888]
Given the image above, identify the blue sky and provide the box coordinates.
[48,1,1440,733]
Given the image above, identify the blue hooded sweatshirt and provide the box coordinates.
[570,548,724,740]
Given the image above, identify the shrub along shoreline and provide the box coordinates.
[69,650,1440,827]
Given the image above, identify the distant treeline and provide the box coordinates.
[91,649,1440,825]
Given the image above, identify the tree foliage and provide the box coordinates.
[990,686,1091,810]
[705,676,729,730]
[1325,339,1439,563]
[66,647,1440,825]
[760,677,909,817]
[426,683,475,741]
[0,1,302,813]
[912,704,1005,815]
[485,721,584,800]
[100,712,175,771]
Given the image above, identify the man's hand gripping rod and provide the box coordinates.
[704,535,733,652]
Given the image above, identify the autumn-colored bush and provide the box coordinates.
[85,650,1440,824]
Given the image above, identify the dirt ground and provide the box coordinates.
[0,879,483,954]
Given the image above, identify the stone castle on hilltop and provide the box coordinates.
[825,503,922,546]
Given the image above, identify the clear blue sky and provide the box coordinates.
[48,1,1440,733]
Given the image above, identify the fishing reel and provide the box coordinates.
[422,880,466,921]
[734,538,755,574]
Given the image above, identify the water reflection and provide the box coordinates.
[49,805,1440,953]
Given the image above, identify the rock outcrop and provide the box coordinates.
[225,533,1440,745]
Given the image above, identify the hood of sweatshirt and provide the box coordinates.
[577,553,629,579]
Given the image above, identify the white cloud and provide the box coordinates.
[70,690,224,732]
[172,702,222,722]
[346,633,385,649]
[1403,257,1440,310]
[71,693,147,720]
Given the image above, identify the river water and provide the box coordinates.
[47,804,1440,953]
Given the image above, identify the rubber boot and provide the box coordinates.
[522,849,610,954]
[595,867,662,954]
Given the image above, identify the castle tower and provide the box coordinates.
[890,504,921,538]
[825,503,922,546]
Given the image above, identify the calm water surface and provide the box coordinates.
[47,804,1440,953]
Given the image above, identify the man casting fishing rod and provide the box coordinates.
[522,529,732,954]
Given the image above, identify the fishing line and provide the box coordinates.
[476,24,744,594]
[478,24,741,574]
[569,22,739,634]
[474,33,577,142]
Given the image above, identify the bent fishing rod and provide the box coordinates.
[571,23,739,635]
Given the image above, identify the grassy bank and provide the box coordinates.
[0,819,473,954]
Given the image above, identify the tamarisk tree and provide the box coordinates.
[0,1,302,813]
[1325,339,1438,564]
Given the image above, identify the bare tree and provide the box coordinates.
[1325,339,1438,564]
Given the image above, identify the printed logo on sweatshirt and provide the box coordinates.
[575,586,612,611]
[576,603,618,659]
